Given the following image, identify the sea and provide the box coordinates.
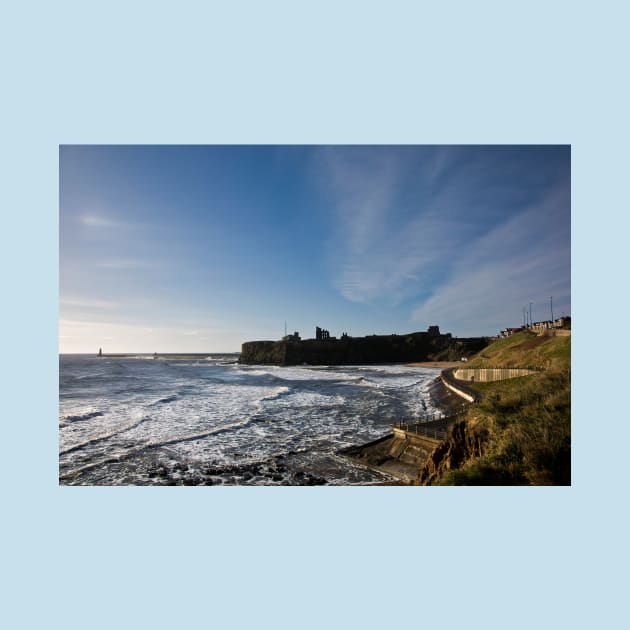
[59,354,443,486]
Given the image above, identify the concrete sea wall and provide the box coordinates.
[453,367,538,382]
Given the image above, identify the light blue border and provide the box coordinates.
[3,2,628,629]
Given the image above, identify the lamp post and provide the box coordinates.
[529,302,533,329]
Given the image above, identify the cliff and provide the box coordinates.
[240,332,488,366]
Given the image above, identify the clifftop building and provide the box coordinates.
[315,326,330,341]
[283,331,301,342]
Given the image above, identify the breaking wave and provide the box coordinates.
[59,355,441,485]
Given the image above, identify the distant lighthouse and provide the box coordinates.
[98,348,102,357]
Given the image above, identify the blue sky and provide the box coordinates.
[59,145,570,353]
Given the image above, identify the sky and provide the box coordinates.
[59,145,571,353]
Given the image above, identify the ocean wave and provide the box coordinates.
[61,410,104,424]
[258,386,291,403]
[59,413,268,481]
[59,414,151,456]
[237,365,360,383]
[153,395,178,405]
[59,359,442,484]
[340,376,379,388]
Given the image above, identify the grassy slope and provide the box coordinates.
[439,331,571,485]
[464,331,570,371]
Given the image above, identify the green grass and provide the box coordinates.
[465,331,571,371]
[435,332,571,485]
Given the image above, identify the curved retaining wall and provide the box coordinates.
[453,367,538,382]
[440,368,480,403]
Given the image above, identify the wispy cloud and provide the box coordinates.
[317,146,570,334]
[318,147,473,304]
[80,213,125,228]
[60,296,119,310]
[96,259,155,270]
[412,184,571,333]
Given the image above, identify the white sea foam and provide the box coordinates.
[258,386,291,403]
[59,357,441,484]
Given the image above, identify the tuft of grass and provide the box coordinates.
[441,461,526,485]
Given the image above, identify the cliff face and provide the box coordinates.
[239,340,288,365]
[417,419,489,485]
[240,333,488,365]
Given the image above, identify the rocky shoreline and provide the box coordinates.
[144,454,330,486]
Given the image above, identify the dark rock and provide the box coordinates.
[240,332,488,366]
[305,475,327,485]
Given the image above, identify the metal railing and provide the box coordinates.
[393,403,470,426]
[455,365,545,371]
[393,424,448,440]
[393,402,471,440]
[392,365,546,442]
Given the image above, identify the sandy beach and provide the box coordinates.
[406,361,463,369]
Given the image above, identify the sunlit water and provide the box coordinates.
[59,355,441,485]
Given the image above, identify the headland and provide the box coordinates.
[239,326,489,366]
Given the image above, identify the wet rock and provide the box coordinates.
[150,465,169,479]
[304,475,327,485]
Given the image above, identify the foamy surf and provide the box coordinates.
[59,356,442,485]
